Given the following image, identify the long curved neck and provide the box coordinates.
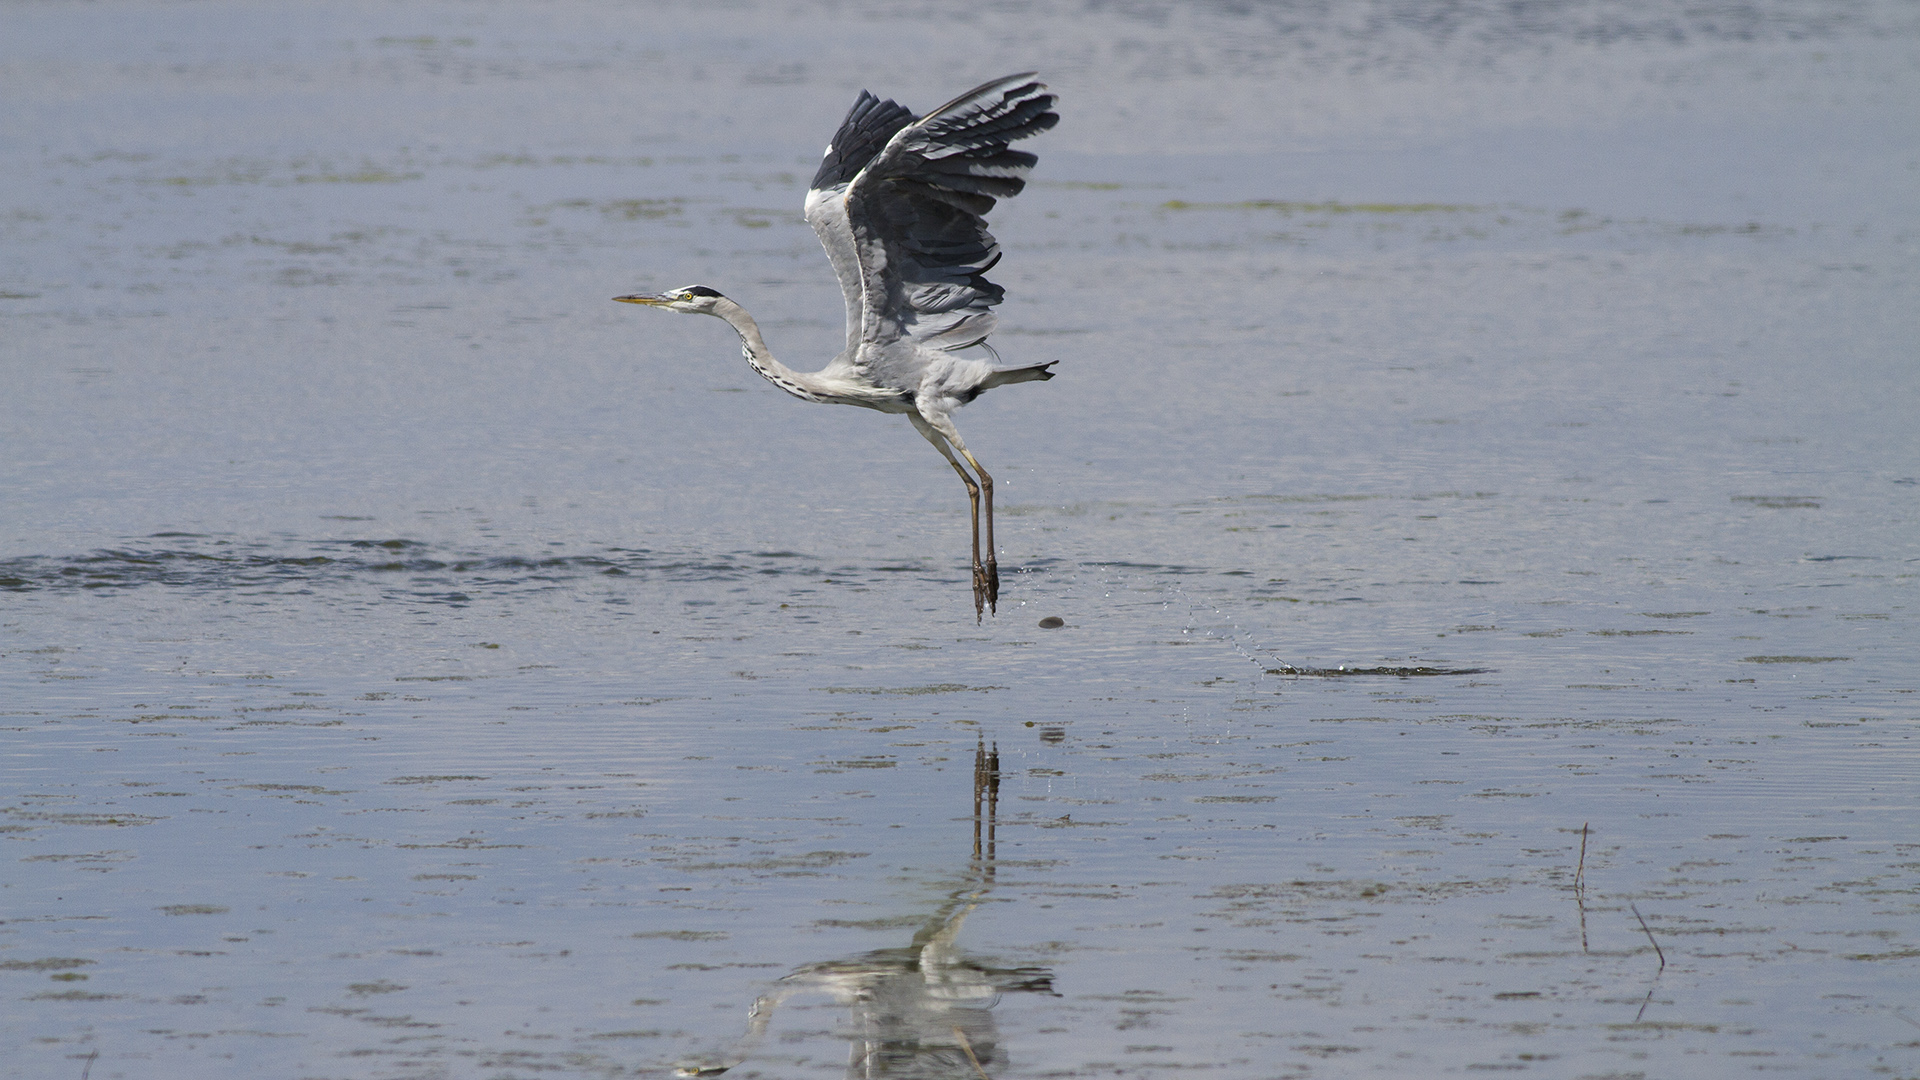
[713,297,835,403]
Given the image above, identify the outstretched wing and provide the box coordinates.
[807,74,1057,363]
[804,90,916,357]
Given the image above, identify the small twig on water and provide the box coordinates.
[1635,980,1660,1023]
[1628,901,1667,1022]
[1574,822,1591,952]
[1575,823,1589,892]
[80,1050,98,1080]
[1630,902,1666,969]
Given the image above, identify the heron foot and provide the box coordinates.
[986,556,1000,615]
[972,562,991,622]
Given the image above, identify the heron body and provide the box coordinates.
[617,74,1059,619]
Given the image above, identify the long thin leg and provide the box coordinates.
[909,413,989,619]
[961,449,998,610]
[924,414,999,615]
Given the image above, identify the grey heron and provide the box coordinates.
[616,74,1059,619]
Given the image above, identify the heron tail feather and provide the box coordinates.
[978,362,1057,389]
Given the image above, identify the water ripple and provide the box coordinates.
[0,537,849,598]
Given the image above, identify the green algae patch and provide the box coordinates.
[0,957,94,972]
[293,168,422,184]
[816,683,1005,695]
[1161,199,1476,213]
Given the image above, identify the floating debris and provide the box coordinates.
[1266,664,1489,678]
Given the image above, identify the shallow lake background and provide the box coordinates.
[4,2,1918,1078]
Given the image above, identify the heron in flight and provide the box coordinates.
[616,74,1059,619]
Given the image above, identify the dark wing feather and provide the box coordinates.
[805,92,917,355]
[811,90,916,191]
[844,74,1057,352]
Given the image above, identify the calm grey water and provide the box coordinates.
[4,2,1918,1078]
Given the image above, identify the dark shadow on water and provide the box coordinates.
[678,742,1054,1078]
[0,538,853,598]
[1266,664,1491,678]
[2,541,1256,611]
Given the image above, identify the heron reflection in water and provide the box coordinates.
[678,742,1053,1078]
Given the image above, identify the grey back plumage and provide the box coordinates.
[804,74,1058,371]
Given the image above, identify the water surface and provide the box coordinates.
[3,2,1917,1078]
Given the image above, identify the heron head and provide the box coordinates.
[613,285,726,314]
